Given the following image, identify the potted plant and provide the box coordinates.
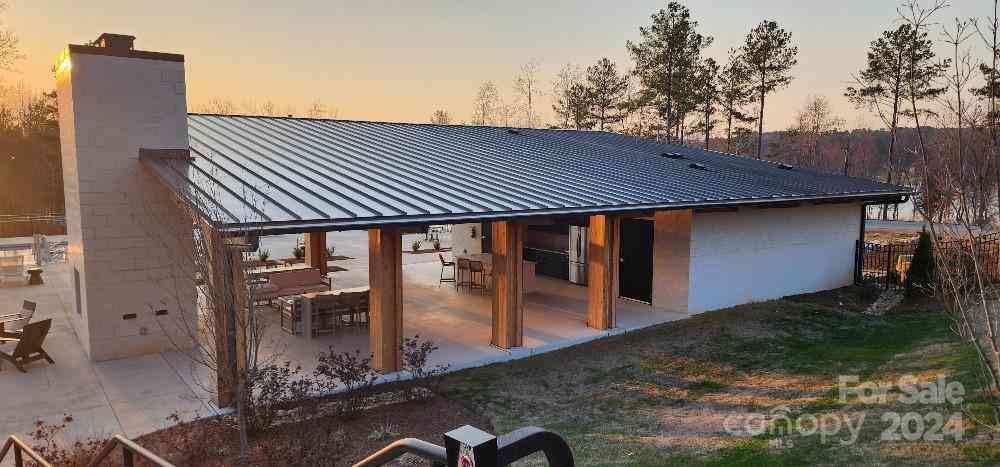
[432,239,441,251]
[293,245,305,260]
[411,239,421,253]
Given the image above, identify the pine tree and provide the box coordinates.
[740,20,798,159]
[585,58,630,131]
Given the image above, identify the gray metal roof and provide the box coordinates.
[141,114,910,234]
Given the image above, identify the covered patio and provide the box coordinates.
[254,257,685,375]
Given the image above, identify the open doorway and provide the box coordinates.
[619,218,653,303]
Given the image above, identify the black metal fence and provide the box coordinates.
[856,232,1000,289]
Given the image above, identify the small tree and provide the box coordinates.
[905,229,935,296]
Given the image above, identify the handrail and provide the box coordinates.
[0,435,53,467]
[86,435,174,467]
[352,437,447,467]
[498,427,574,467]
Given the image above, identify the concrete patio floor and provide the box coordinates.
[0,233,686,448]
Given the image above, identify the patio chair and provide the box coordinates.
[438,254,455,284]
[0,300,36,338]
[0,318,54,373]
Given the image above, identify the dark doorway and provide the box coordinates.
[619,218,653,303]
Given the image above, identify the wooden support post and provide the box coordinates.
[202,223,248,408]
[587,214,619,330]
[304,231,328,275]
[491,220,524,349]
[369,227,402,372]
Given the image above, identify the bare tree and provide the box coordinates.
[307,100,336,118]
[138,164,282,464]
[513,60,541,128]
[472,81,501,125]
[430,109,452,124]
[552,63,583,128]
[940,18,978,223]
[974,2,1000,216]
[199,99,236,115]
[0,2,21,71]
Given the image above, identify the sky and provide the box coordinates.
[5,0,990,131]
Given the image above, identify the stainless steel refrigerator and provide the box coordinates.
[568,225,587,285]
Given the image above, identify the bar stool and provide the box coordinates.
[468,260,486,292]
[456,258,472,289]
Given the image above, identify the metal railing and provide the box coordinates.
[0,435,53,467]
[498,427,574,467]
[86,435,174,467]
[352,438,447,467]
[354,426,573,467]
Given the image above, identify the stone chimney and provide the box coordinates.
[55,34,195,360]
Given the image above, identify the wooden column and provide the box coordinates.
[491,220,524,349]
[368,227,403,372]
[587,214,619,330]
[304,231,328,275]
[201,223,248,408]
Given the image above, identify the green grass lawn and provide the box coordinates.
[441,287,1000,466]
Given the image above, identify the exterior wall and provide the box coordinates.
[651,210,692,314]
[686,203,862,314]
[56,47,196,360]
[451,223,483,256]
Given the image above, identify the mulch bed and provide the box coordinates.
[132,395,492,467]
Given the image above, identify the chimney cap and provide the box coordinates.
[94,33,135,51]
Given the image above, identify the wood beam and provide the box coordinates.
[304,231,327,275]
[201,222,247,408]
[491,220,524,349]
[368,227,403,372]
[587,214,619,330]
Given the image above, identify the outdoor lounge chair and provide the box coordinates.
[0,318,54,372]
[0,300,36,338]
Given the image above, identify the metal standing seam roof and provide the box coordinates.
[140,114,910,235]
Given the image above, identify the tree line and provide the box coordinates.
[442,2,799,163]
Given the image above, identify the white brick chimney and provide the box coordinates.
[56,33,196,360]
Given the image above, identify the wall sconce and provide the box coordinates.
[470,226,477,238]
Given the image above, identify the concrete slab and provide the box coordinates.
[0,244,687,453]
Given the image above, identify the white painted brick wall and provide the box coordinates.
[57,47,196,361]
[686,203,862,314]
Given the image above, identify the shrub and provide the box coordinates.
[258,248,270,262]
[314,348,379,418]
[293,245,305,259]
[432,238,441,251]
[411,239,422,252]
[246,362,315,432]
[401,335,450,399]
[28,415,105,467]
[906,229,935,297]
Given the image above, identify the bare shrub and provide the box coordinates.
[314,347,379,418]
[246,362,316,432]
[401,335,450,399]
[27,415,104,467]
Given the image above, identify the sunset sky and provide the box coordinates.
[6,1,988,130]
